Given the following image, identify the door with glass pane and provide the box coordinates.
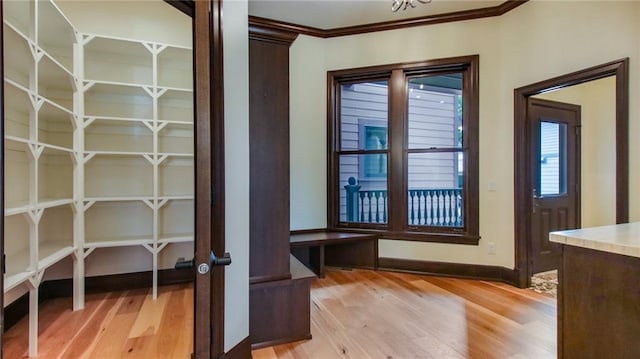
[529,98,581,274]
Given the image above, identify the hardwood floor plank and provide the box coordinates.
[127,287,171,339]
[36,293,111,358]
[3,269,555,359]
[259,269,557,359]
[58,292,126,359]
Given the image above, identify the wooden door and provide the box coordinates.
[529,98,580,274]
[193,0,226,358]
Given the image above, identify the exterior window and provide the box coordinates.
[328,56,479,244]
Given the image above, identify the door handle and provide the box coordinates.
[174,250,232,273]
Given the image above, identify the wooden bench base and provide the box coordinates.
[290,232,379,277]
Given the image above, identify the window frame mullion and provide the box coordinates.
[388,69,407,232]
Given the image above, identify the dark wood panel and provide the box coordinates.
[249,38,291,282]
[249,257,314,349]
[325,241,378,270]
[224,336,251,359]
[560,245,640,358]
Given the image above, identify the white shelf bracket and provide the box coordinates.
[156,87,168,99]
[27,270,45,290]
[142,243,154,253]
[32,96,44,112]
[142,86,154,98]
[143,153,155,165]
[83,117,97,129]
[156,121,168,132]
[158,198,170,209]
[83,200,96,211]
[156,242,168,254]
[158,154,169,165]
[83,247,96,259]
[30,46,42,63]
[82,81,96,92]
[156,44,168,55]
[142,42,155,55]
[82,34,95,46]
[142,199,154,210]
[142,120,154,132]
[83,152,97,164]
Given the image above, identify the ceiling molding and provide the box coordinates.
[249,0,528,39]
[249,23,300,46]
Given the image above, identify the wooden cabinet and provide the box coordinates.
[551,224,640,359]
[248,25,315,348]
[3,1,193,355]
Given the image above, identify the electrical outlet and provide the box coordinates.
[488,242,496,255]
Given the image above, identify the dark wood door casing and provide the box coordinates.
[192,0,225,357]
[513,58,629,288]
[528,98,580,274]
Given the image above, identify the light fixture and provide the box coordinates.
[392,0,432,12]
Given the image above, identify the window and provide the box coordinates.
[328,56,479,244]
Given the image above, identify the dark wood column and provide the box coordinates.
[249,24,315,349]
[249,27,296,284]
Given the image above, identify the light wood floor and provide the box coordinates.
[253,269,556,359]
[4,270,556,358]
[3,283,193,359]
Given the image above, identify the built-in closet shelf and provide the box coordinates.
[37,0,75,73]
[3,1,35,43]
[84,119,153,153]
[4,1,194,356]
[4,83,33,142]
[158,89,193,123]
[3,23,34,89]
[83,36,153,86]
[158,234,194,244]
[83,237,155,249]
[158,46,192,89]
[84,81,154,120]
[3,244,75,292]
[4,271,35,292]
[38,244,74,269]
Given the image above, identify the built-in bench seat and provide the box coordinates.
[290,231,379,277]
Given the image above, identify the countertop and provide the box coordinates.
[549,222,640,258]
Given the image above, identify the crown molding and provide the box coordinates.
[249,0,528,39]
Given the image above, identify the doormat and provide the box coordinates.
[530,270,558,298]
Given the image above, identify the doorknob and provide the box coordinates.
[174,250,232,273]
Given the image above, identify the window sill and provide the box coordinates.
[329,226,480,245]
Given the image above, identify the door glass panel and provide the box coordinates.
[539,121,567,195]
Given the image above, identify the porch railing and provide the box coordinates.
[344,177,463,227]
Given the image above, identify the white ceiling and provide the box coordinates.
[248,0,504,30]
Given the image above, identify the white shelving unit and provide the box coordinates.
[3,1,194,356]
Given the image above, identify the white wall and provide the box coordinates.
[290,0,640,268]
[222,0,250,352]
[535,77,617,228]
